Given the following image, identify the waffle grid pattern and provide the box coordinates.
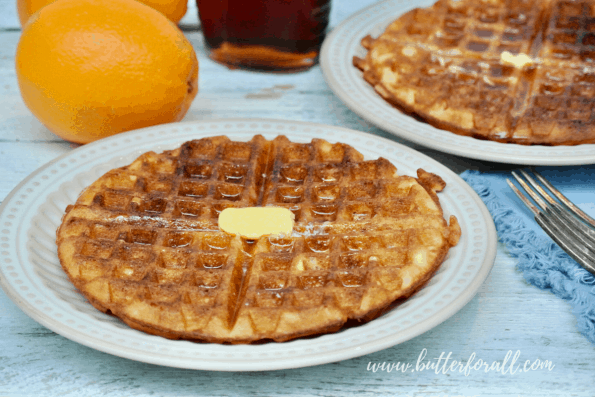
[355,0,595,145]
[57,136,460,342]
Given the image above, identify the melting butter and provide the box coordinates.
[218,207,295,239]
[500,51,533,68]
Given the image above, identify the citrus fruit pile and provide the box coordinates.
[15,0,198,144]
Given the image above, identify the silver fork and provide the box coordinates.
[506,169,595,275]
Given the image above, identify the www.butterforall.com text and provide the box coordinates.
[367,349,554,376]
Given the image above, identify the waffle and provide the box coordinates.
[56,135,461,343]
[353,0,595,145]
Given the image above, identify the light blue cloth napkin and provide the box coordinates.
[461,166,595,344]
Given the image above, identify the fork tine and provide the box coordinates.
[531,168,595,229]
[511,171,548,210]
[508,174,595,275]
[516,170,595,246]
[519,169,557,206]
[506,178,539,214]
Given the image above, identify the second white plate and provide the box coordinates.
[320,0,595,165]
[0,119,496,371]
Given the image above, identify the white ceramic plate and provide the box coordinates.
[320,0,595,165]
[0,119,496,371]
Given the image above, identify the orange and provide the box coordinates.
[16,0,198,144]
[17,0,188,25]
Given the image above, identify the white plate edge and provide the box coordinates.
[0,118,497,371]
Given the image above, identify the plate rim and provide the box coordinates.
[320,0,595,166]
[0,118,497,371]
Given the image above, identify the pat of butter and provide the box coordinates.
[401,45,417,57]
[218,207,295,239]
[500,51,533,68]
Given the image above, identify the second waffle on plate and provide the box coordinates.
[56,135,461,343]
[354,0,595,146]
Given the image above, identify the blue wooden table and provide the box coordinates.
[1,0,594,395]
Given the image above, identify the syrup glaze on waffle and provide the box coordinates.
[353,0,595,145]
[57,135,460,343]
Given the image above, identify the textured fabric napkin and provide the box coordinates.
[461,166,595,344]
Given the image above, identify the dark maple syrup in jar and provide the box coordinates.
[197,0,331,71]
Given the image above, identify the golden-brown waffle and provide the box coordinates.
[57,135,460,343]
[354,0,595,145]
